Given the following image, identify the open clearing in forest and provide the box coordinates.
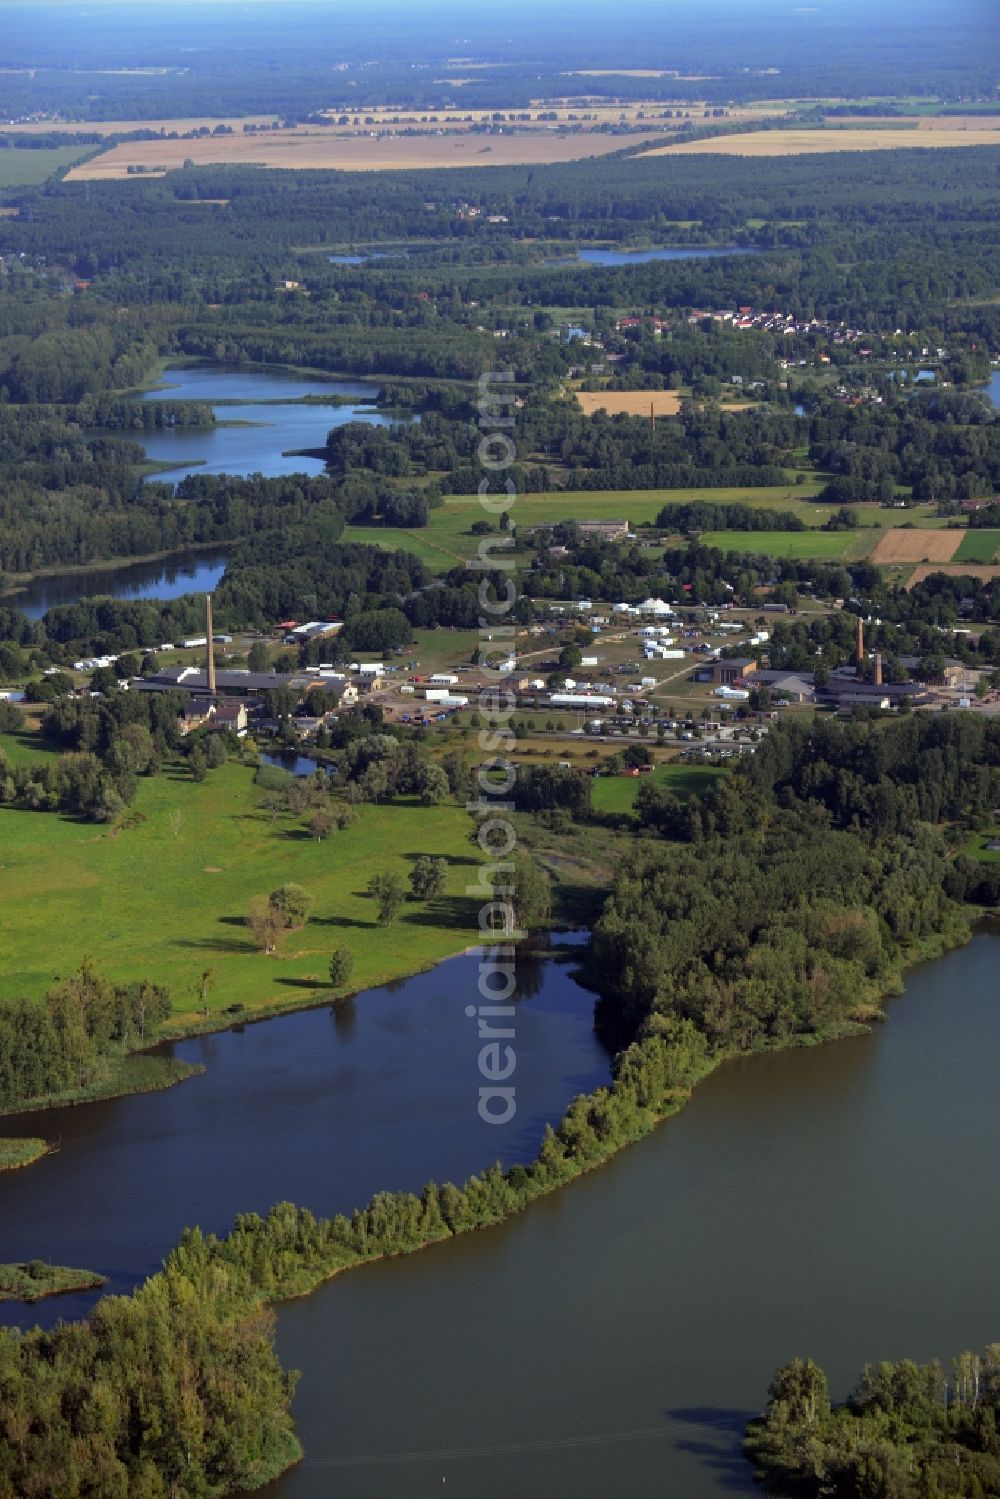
[66,129,669,178]
[576,390,684,417]
[906,564,1000,589]
[643,122,1000,157]
[871,529,963,564]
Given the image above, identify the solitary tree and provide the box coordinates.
[409,855,447,901]
[329,945,354,990]
[367,870,405,927]
[246,896,283,955]
[269,883,313,929]
[307,807,334,840]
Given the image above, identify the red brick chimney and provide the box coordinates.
[205,594,217,697]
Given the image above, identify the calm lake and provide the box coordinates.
[0,935,610,1330]
[135,364,402,483]
[4,362,411,618]
[7,549,232,621]
[989,370,1000,408]
[260,930,1000,1499]
[549,245,760,267]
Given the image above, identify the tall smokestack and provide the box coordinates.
[856,615,865,666]
[205,594,216,697]
[874,653,883,687]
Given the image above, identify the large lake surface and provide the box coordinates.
[989,370,1000,408]
[261,930,1000,1499]
[135,364,400,483]
[0,936,610,1330]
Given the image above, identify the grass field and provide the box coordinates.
[67,128,669,180]
[697,529,865,560]
[346,488,952,575]
[0,759,479,1022]
[591,761,725,815]
[0,146,94,188]
[954,531,1000,563]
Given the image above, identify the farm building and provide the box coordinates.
[710,657,758,686]
[576,520,630,543]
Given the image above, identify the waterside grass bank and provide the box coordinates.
[0,1138,49,1173]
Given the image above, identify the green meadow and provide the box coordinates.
[591,761,725,815]
[697,529,869,560]
[954,530,1000,563]
[341,487,959,574]
[0,758,480,1024]
[0,146,93,189]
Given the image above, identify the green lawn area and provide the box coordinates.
[697,529,867,560]
[954,531,1000,563]
[0,146,93,188]
[1,760,480,1023]
[0,728,62,768]
[964,828,1000,863]
[341,524,467,571]
[592,761,725,815]
[406,627,481,673]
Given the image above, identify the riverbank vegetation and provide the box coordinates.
[0,1260,106,1304]
[746,1347,1000,1497]
[0,961,200,1115]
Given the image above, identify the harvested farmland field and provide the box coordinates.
[67,129,668,179]
[907,564,1000,589]
[0,115,281,135]
[576,390,683,417]
[642,125,1000,157]
[871,529,963,564]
